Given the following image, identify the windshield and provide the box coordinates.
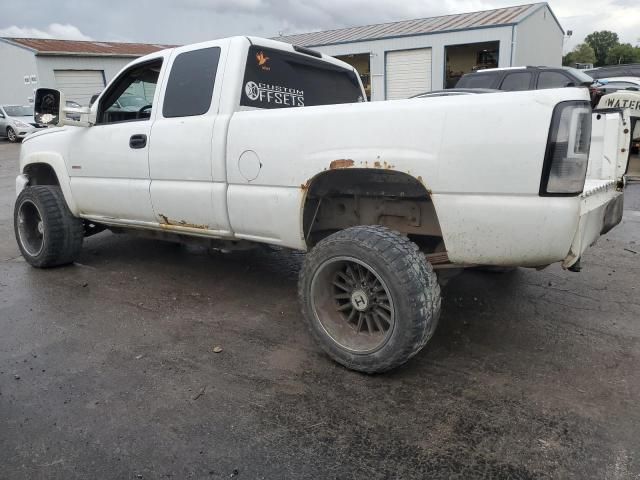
[3,105,33,117]
[564,67,594,84]
[118,95,148,108]
[240,46,364,109]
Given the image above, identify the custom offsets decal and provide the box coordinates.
[244,81,305,106]
[244,50,305,107]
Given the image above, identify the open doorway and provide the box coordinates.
[444,41,499,88]
[335,53,371,100]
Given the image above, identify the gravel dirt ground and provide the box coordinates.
[1,139,639,479]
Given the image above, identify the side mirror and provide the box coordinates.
[34,88,92,127]
[34,88,64,126]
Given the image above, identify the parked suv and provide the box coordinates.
[456,66,593,91]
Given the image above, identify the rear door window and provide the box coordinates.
[500,72,533,91]
[537,71,573,89]
[163,47,221,118]
[240,46,364,109]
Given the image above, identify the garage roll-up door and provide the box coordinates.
[54,70,105,106]
[385,48,432,100]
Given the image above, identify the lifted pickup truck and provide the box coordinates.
[15,36,631,373]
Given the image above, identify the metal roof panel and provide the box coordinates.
[276,3,551,47]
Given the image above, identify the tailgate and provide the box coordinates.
[562,109,631,268]
[585,109,631,194]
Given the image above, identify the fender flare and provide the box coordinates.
[20,152,79,215]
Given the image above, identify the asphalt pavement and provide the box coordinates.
[1,139,639,479]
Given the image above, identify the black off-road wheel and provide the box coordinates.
[14,186,84,267]
[299,226,441,373]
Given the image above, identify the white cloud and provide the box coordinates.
[0,23,92,40]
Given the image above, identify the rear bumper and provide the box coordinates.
[432,184,624,268]
[562,181,623,268]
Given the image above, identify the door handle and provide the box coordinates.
[129,134,147,149]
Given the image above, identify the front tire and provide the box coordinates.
[7,127,18,143]
[14,186,84,267]
[299,226,441,373]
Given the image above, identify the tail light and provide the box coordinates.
[540,101,592,196]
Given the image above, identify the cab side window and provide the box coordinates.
[97,59,163,125]
[163,47,221,118]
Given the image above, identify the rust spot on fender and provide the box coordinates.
[158,214,208,230]
[329,159,354,169]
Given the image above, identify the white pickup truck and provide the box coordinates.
[15,36,631,373]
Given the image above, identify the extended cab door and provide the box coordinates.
[68,57,166,222]
[148,42,232,234]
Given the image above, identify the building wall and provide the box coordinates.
[0,42,38,104]
[35,55,135,93]
[310,26,514,101]
[513,5,563,67]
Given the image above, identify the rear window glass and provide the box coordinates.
[500,72,533,91]
[163,47,220,118]
[241,46,364,109]
[456,74,495,89]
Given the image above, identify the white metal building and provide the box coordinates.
[277,2,564,101]
[0,38,173,105]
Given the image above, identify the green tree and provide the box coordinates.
[563,43,596,66]
[605,43,640,65]
[585,30,620,66]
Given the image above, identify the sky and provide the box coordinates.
[0,0,638,52]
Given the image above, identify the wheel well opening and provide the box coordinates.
[302,169,445,252]
[24,163,60,187]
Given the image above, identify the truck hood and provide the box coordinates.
[21,126,69,143]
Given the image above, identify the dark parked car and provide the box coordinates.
[584,64,640,80]
[456,66,593,91]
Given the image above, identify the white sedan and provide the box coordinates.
[0,105,44,142]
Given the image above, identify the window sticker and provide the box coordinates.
[244,81,305,107]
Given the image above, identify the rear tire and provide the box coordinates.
[299,226,441,373]
[14,186,84,267]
